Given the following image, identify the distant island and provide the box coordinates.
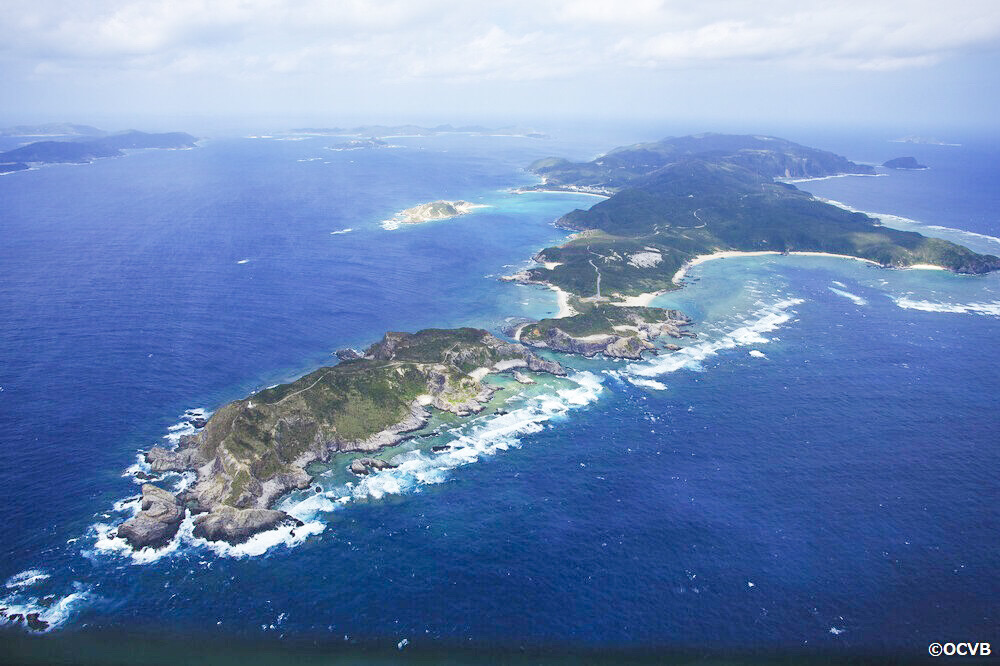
[0,129,198,174]
[0,123,105,138]
[523,133,876,195]
[121,329,564,548]
[381,200,487,230]
[883,156,928,169]
[890,135,960,147]
[329,137,389,150]
[285,124,547,139]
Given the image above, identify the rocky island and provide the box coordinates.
[381,200,486,230]
[883,156,928,169]
[119,328,564,548]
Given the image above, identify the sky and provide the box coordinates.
[1,0,998,133]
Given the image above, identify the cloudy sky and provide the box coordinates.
[2,0,998,131]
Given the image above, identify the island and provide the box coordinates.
[522,133,876,195]
[112,132,1000,554]
[891,135,960,146]
[883,156,928,169]
[506,134,999,314]
[0,130,198,174]
[381,200,486,230]
[284,124,546,139]
[119,328,564,547]
[329,138,389,150]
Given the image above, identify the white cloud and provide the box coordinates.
[1,0,998,83]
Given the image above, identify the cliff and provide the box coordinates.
[118,329,564,548]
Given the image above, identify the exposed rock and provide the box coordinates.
[350,456,398,476]
[431,445,451,453]
[122,328,566,545]
[192,506,300,545]
[146,445,201,473]
[335,347,365,361]
[115,484,184,550]
[604,335,654,359]
[512,371,535,384]
[25,613,49,631]
[663,343,681,351]
[188,417,208,429]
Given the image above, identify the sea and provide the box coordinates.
[0,126,997,662]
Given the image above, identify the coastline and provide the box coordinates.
[551,285,577,318]
[672,251,887,284]
[512,187,611,199]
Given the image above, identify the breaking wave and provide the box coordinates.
[892,297,1000,317]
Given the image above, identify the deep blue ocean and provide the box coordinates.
[0,127,997,660]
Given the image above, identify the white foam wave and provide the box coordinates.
[892,297,1000,317]
[343,372,603,503]
[627,378,667,390]
[828,287,867,305]
[5,569,50,589]
[329,228,353,235]
[237,259,250,264]
[748,350,767,359]
[628,298,804,378]
[192,520,326,559]
[0,583,91,632]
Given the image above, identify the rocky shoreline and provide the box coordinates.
[118,329,565,549]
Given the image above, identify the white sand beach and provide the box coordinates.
[671,250,893,284]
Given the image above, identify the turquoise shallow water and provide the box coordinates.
[0,130,997,658]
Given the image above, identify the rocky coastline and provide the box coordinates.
[118,329,565,548]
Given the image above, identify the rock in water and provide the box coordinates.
[512,371,535,384]
[116,484,185,550]
[192,506,300,545]
[335,348,365,361]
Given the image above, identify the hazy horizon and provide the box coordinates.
[2,1,998,136]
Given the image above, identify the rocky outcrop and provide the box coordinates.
[335,348,364,361]
[126,328,565,546]
[192,506,301,545]
[512,371,535,384]
[116,484,185,550]
[350,457,398,476]
[520,307,693,360]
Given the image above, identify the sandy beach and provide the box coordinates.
[612,291,664,307]
[551,285,577,317]
[671,250,893,284]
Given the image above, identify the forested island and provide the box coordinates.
[511,134,999,309]
[0,130,197,174]
[120,329,564,548]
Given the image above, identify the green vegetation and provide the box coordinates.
[0,131,197,165]
[168,328,563,512]
[527,133,875,193]
[524,158,1000,298]
[522,305,671,340]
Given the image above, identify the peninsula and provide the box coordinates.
[120,329,564,547]
[381,200,486,230]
